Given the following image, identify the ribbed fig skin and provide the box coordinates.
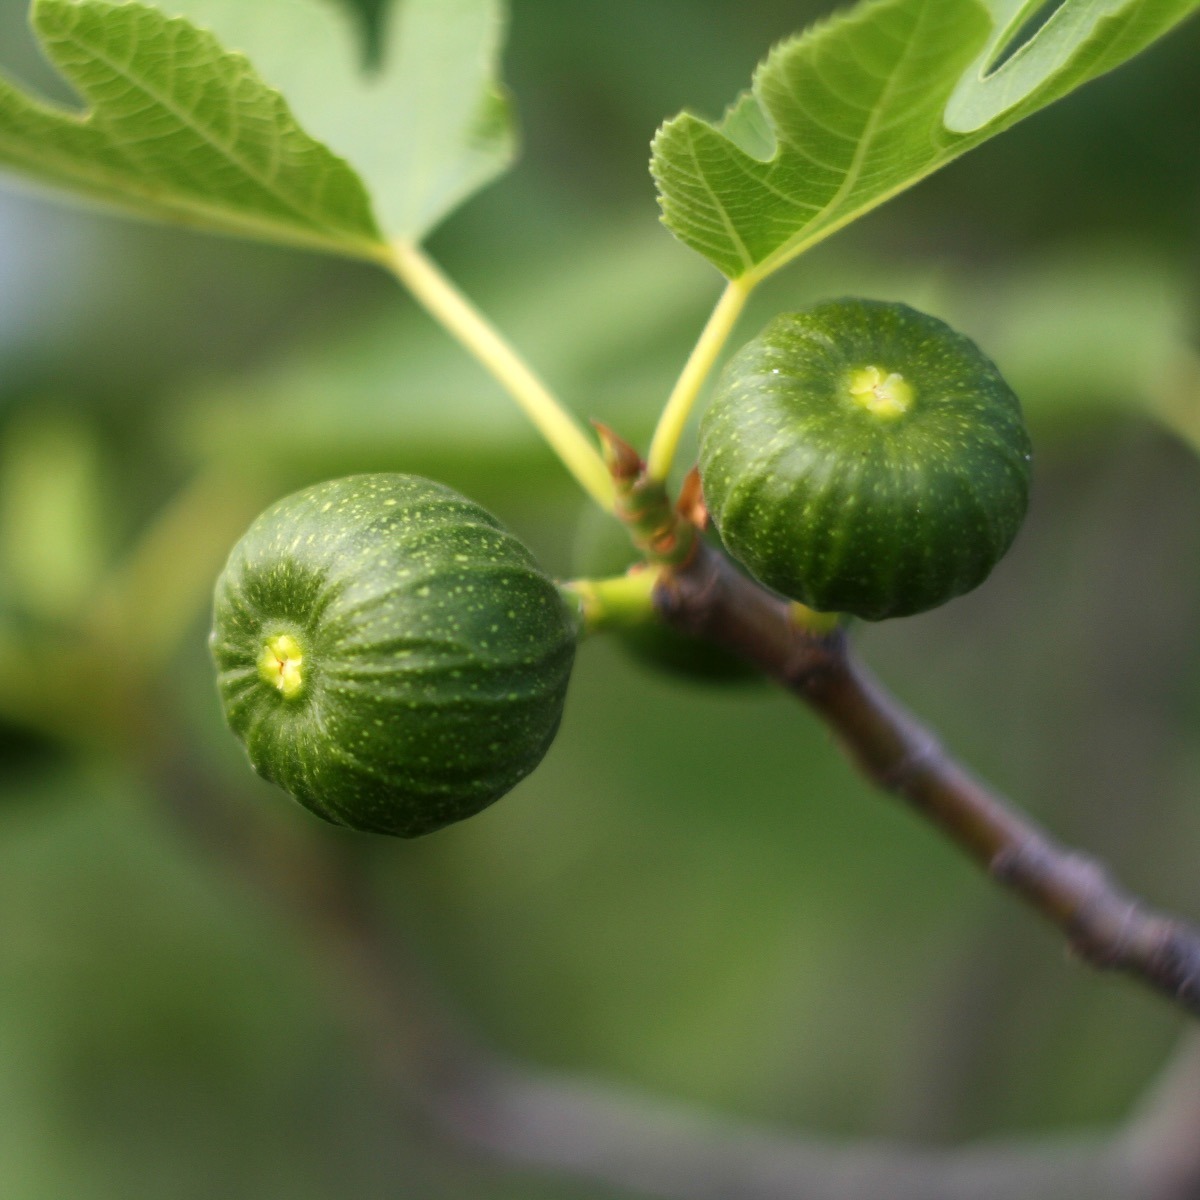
[210,474,576,837]
[700,300,1032,620]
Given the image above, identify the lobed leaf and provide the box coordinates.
[0,0,515,255]
[652,0,1200,282]
[0,0,385,257]
[147,0,515,242]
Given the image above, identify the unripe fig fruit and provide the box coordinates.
[700,299,1032,620]
[210,474,576,837]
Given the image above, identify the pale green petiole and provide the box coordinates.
[645,277,752,484]
[561,568,663,636]
[386,240,616,512]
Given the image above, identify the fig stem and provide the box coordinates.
[561,568,662,635]
[387,240,616,512]
[646,277,751,484]
[789,601,843,636]
[657,538,1200,1019]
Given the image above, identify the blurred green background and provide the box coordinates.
[2,1,1200,1196]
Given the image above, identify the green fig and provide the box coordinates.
[211,474,576,837]
[700,299,1032,620]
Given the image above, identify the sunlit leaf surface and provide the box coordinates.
[652,0,1200,281]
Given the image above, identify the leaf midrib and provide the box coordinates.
[749,0,932,281]
[0,114,381,256]
[686,122,754,275]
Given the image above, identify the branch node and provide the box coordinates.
[779,631,844,694]
[876,729,942,792]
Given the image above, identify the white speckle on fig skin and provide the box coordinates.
[699,299,1032,621]
[210,474,577,838]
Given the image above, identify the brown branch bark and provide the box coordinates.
[654,538,1200,1018]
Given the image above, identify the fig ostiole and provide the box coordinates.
[699,299,1032,620]
[210,473,577,838]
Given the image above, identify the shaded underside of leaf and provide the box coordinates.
[366,0,515,241]
[652,0,1200,282]
[0,0,385,256]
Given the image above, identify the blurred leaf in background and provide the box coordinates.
[0,405,109,621]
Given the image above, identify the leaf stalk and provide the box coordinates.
[646,277,751,483]
[387,240,615,511]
